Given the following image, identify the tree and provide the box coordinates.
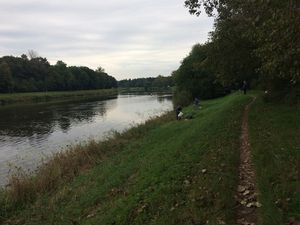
[27,50,39,60]
[0,55,118,93]
[184,0,224,16]
[184,0,300,98]
[96,66,105,73]
[29,57,50,91]
[21,54,28,61]
[118,76,172,90]
[173,43,227,103]
[208,15,261,88]
[53,60,72,90]
[0,61,14,93]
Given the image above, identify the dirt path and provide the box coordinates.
[236,97,260,225]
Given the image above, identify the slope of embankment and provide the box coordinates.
[1,92,299,225]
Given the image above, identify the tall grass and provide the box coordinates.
[249,96,300,224]
[0,113,173,212]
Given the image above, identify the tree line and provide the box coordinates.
[173,0,299,104]
[0,54,117,93]
[118,75,173,90]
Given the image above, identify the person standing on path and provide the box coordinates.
[242,80,248,95]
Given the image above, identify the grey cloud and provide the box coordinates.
[0,0,214,79]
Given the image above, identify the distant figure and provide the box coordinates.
[176,106,183,120]
[242,80,248,95]
[194,97,200,106]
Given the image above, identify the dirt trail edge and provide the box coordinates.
[236,97,260,225]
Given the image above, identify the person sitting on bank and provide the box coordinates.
[176,106,183,120]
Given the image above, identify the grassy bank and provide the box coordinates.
[248,96,300,224]
[0,93,251,225]
[0,89,118,106]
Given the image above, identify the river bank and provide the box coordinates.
[0,93,250,224]
[0,94,173,187]
[1,92,299,225]
[0,89,118,106]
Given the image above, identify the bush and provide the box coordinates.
[172,89,193,107]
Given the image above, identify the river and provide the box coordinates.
[0,94,173,186]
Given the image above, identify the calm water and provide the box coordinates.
[0,94,173,185]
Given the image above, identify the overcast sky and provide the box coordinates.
[0,0,214,80]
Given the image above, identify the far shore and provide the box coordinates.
[0,88,119,106]
[0,87,174,106]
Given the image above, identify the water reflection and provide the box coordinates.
[0,94,172,185]
[0,97,115,138]
[157,95,172,103]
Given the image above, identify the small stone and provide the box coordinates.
[240,200,247,205]
[238,185,246,193]
[137,204,147,213]
[243,190,250,196]
[255,202,262,208]
[87,213,96,218]
[217,219,226,225]
[184,180,190,186]
[246,202,253,208]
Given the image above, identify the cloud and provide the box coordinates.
[0,0,214,79]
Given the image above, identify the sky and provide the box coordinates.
[0,0,214,80]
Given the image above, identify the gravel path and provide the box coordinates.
[236,97,260,225]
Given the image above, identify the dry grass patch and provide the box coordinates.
[1,113,173,211]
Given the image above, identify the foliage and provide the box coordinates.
[173,43,228,105]
[172,88,193,107]
[184,0,300,100]
[118,75,173,90]
[0,62,14,93]
[209,17,261,88]
[0,55,117,93]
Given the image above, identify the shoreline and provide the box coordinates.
[2,92,298,225]
[0,93,173,188]
[0,88,118,106]
[0,111,174,205]
[1,93,248,224]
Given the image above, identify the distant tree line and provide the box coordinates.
[118,75,173,90]
[0,54,117,93]
[173,0,299,104]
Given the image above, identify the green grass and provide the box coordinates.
[0,89,118,105]
[2,91,298,225]
[0,93,251,225]
[248,96,300,225]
